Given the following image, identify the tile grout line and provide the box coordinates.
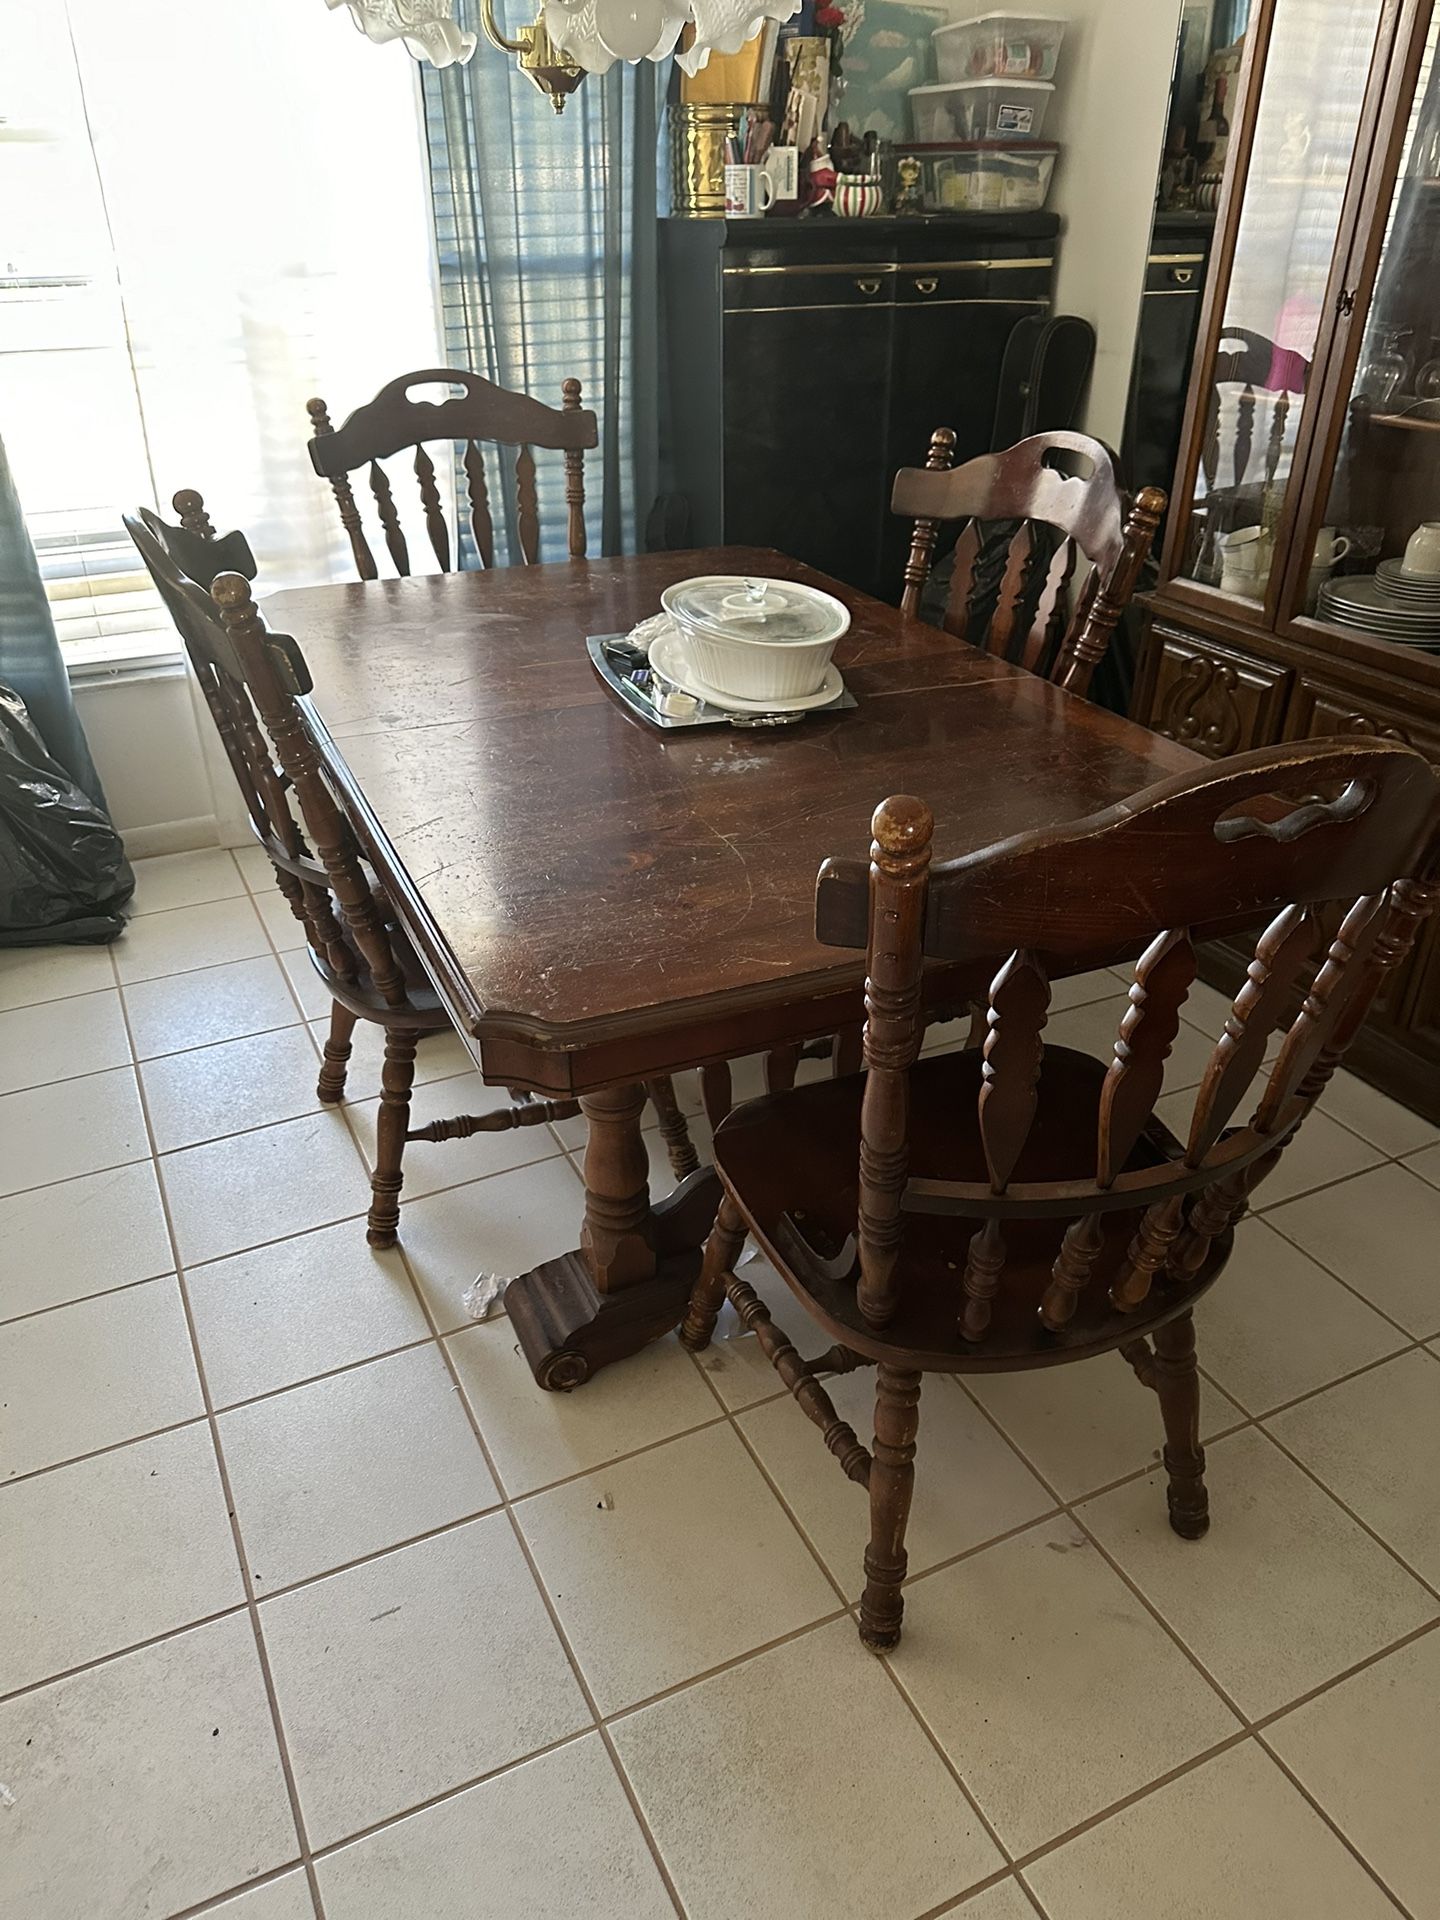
[952,1380,1255,1722]
[108,943,331,1920]
[168,1604,1440,1920]
[1262,1181,1439,1341]
[0,1601,251,1711]
[141,1055,552,1173]
[375,1208,695,1920]
[10,947,1439,1917]
[680,1309,1020,1877]
[678,1298,1432,1911]
[947,1378,1440,1902]
[6,1066,1433,1263]
[1245,1616,1440,1748]
[1252,1731,1421,1920]
[13,1316,1435,1712]
[1253,1418,1440,1606]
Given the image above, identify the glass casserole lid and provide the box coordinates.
[660,575,850,647]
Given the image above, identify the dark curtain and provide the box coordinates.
[421,6,664,562]
[0,432,107,807]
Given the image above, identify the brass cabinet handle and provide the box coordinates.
[855,276,883,295]
[914,275,939,294]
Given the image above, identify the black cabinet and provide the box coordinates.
[658,213,1059,602]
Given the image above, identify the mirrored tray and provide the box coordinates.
[587,633,857,731]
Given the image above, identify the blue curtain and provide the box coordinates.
[0,432,107,807]
[421,5,663,562]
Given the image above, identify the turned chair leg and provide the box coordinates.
[317,1001,358,1103]
[646,1075,700,1182]
[679,1191,748,1351]
[859,1364,923,1652]
[367,1027,419,1249]
[1152,1310,1209,1539]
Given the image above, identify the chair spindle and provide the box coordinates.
[307,398,377,580]
[965,948,1049,1339]
[515,445,540,564]
[856,795,933,1328]
[562,376,587,558]
[369,461,410,575]
[464,440,495,568]
[899,426,956,618]
[414,444,451,571]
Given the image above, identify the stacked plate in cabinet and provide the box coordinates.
[1318,568,1440,648]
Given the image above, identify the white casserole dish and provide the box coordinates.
[659,575,851,703]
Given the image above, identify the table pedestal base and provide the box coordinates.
[505,1166,720,1390]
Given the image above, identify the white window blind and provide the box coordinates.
[1,8,170,664]
[2,0,445,669]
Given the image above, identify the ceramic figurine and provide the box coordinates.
[893,152,923,215]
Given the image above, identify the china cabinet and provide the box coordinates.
[1134,0,1440,1119]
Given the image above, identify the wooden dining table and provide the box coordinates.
[267,546,1198,1391]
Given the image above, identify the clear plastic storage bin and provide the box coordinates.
[909,77,1054,142]
[913,141,1058,211]
[933,12,1067,83]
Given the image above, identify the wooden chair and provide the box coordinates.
[894,428,1166,698]
[128,498,590,1245]
[306,368,598,580]
[680,738,1440,1651]
[747,433,1169,1110]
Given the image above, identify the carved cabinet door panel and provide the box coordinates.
[1135,625,1293,759]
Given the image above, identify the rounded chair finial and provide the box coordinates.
[210,571,253,611]
[872,794,933,857]
[172,488,203,516]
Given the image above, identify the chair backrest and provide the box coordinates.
[138,490,257,592]
[128,502,363,984]
[891,429,1166,699]
[306,366,599,580]
[207,571,423,1011]
[1194,329,1308,561]
[127,500,282,856]
[814,740,1440,1340]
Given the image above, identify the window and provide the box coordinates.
[2,0,445,667]
[1,1,168,665]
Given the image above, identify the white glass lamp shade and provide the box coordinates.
[324,0,478,67]
[676,0,799,73]
[545,0,797,74]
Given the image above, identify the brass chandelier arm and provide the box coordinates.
[479,0,528,54]
[477,0,585,109]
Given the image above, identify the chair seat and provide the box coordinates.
[305,942,452,1031]
[713,1045,1232,1373]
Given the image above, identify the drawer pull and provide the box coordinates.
[914,276,939,295]
[855,276,883,296]
[1171,267,1194,286]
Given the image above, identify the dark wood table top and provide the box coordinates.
[269,548,1198,1092]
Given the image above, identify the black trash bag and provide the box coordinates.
[0,681,134,945]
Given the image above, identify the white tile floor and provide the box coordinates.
[3,847,1440,1919]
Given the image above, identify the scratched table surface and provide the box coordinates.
[268,548,1196,1085]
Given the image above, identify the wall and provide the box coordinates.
[73,668,221,860]
[1047,0,1185,451]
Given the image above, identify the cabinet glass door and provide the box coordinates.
[1173,0,1387,605]
[1299,22,1440,645]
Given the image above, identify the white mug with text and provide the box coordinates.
[724,164,774,217]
